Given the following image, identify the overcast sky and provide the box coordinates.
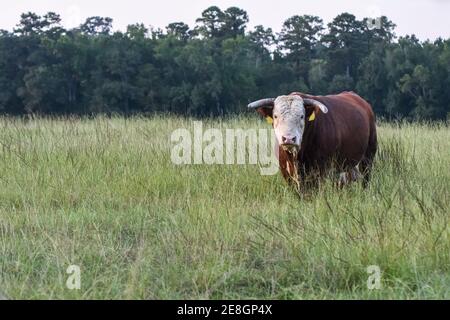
[1,0,449,40]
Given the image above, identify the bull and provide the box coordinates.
[248,92,377,189]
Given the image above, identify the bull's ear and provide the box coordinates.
[256,106,273,118]
[304,98,328,122]
[248,98,275,119]
[303,98,328,114]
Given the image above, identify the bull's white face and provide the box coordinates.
[272,95,306,151]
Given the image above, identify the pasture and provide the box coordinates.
[0,116,448,299]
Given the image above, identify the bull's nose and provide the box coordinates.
[282,135,297,145]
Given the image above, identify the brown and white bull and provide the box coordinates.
[249,92,377,188]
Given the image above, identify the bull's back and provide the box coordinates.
[312,92,373,168]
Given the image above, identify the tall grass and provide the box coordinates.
[0,116,448,299]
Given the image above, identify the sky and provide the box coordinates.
[1,0,450,41]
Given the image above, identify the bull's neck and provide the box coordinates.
[299,118,316,161]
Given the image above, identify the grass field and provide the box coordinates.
[0,116,448,299]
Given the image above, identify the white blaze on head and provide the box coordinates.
[249,94,328,152]
[272,95,306,148]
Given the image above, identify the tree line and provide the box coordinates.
[0,6,449,119]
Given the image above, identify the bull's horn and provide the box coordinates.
[248,98,276,109]
[304,98,328,114]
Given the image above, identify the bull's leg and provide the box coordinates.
[337,166,362,188]
[350,165,363,181]
[360,158,373,188]
[360,126,377,188]
[338,172,349,188]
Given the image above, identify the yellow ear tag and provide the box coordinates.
[308,112,316,122]
[266,116,273,125]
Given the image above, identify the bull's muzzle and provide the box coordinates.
[281,143,300,154]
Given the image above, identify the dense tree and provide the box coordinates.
[0,8,448,119]
[356,44,388,114]
[166,22,190,41]
[322,13,366,81]
[278,15,324,84]
[80,16,113,35]
[249,25,275,50]
[222,7,249,38]
[126,23,149,40]
[361,16,396,49]
[14,12,63,36]
[195,6,225,38]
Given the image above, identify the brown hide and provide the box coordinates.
[279,92,377,185]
